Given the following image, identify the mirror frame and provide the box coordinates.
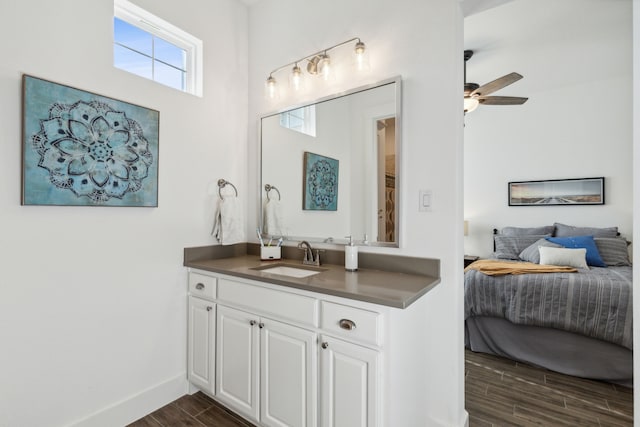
[259,76,402,248]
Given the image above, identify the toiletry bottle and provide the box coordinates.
[345,235,358,271]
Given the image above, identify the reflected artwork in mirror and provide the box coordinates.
[260,76,401,247]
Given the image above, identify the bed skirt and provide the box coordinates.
[465,316,633,387]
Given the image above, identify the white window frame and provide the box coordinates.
[280,105,317,137]
[114,0,203,97]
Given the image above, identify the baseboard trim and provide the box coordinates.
[463,409,469,427]
[68,373,189,427]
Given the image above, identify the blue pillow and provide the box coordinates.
[545,235,607,267]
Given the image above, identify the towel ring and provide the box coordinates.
[264,184,281,201]
[218,179,238,199]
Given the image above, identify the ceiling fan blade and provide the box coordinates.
[471,72,523,97]
[478,96,528,105]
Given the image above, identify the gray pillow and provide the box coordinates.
[501,225,555,236]
[594,238,631,266]
[553,222,618,238]
[519,238,563,264]
[494,234,551,260]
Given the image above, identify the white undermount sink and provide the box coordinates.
[251,263,327,278]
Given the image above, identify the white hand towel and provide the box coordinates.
[211,196,244,245]
[263,199,283,236]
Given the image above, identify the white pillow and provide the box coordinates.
[539,246,588,269]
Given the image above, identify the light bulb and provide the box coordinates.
[353,41,370,72]
[265,75,278,100]
[289,64,303,91]
[464,97,479,113]
[318,53,331,81]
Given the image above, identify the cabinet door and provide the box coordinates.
[319,335,379,427]
[261,319,317,427]
[188,296,215,394]
[216,305,260,422]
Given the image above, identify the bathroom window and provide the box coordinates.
[280,105,316,137]
[113,0,203,96]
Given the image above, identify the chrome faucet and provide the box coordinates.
[298,240,321,266]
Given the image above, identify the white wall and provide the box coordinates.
[464,0,633,258]
[0,0,247,425]
[248,0,466,425]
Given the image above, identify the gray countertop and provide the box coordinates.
[184,247,440,309]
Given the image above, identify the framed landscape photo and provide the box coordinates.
[302,151,339,211]
[22,75,159,207]
[508,177,605,206]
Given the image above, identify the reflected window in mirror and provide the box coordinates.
[280,105,316,137]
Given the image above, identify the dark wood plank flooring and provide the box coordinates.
[127,392,255,427]
[128,350,633,426]
[466,350,633,426]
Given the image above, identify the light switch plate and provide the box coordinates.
[419,190,432,212]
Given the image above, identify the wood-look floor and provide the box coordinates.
[466,350,633,426]
[127,392,256,427]
[128,350,633,426]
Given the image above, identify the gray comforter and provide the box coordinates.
[464,265,633,349]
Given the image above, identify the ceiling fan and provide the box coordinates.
[463,50,528,113]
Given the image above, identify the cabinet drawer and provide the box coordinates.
[189,272,217,301]
[218,278,318,327]
[320,301,381,346]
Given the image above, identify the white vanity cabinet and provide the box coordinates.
[317,301,381,426]
[319,335,379,427]
[215,305,259,420]
[216,304,318,427]
[187,273,217,395]
[187,268,410,427]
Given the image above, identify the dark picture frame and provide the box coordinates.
[508,177,605,206]
[22,74,159,207]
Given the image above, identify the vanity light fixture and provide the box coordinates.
[265,74,278,100]
[265,37,369,99]
[289,63,303,91]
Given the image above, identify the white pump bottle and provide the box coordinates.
[345,235,358,271]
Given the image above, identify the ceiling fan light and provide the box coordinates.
[464,97,479,113]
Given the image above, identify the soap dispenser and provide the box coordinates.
[345,235,358,272]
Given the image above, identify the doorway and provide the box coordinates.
[376,117,396,243]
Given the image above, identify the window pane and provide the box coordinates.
[114,18,152,56]
[279,106,316,137]
[154,60,185,91]
[289,115,304,130]
[114,44,152,79]
[155,37,186,70]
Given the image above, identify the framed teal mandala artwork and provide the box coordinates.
[21,75,159,207]
[303,151,339,211]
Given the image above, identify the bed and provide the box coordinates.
[464,223,633,386]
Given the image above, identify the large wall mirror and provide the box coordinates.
[260,76,402,247]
